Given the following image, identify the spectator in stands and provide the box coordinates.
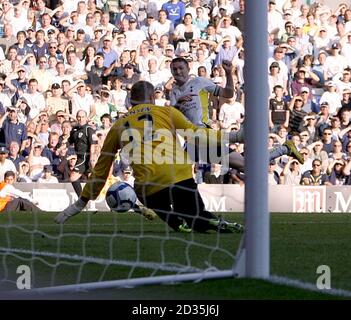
[280,159,301,185]
[109,77,128,116]
[65,49,86,81]
[0,106,28,151]
[218,96,244,131]
[280,21,295,43]
[321,127,337,154]
[327,160,349,185]
[161,0,186,28]
[17,161,32,183]
[0,24,17,55]
[268,61,287,96]
[173,13,201,52]
[136,43,157,75]
[328,140,347,161]
[0,170,42,212]
[226,168,245,186]
[7,66,29,106]
[32,29,49,60]
[154,85,169,107]
[288,95,307,133]
[91,87,112,127]
[50,110,67,135]
[0,79,12,111]
[298,130,310,149]
[300,113,318,142]
[204,163,226,184]
[325,42,348,79]
[57,120,72,150]
[298,147,312,174]
[125,18,147,50]
[38,165,59,183]
[121,63,141,92]
[141,58,167,88]
[290,68,318,102]
[45,130,60,160]
[269,85,289,132]
[46,83,70,123]
[337,108,351,129]
[335,69,351,95]
[214,36,237,67]
[8,141,25,171]
[231,0,245,32]
[35,113,50,146]
[320,81,342,115]
[312,50,327,86]
[149,10,174,40]
[27,141,51,182]
[330,116,342,139]
[301,159,331,186]
[216,15,242,44]
[87,52,108,87]
[308,140,329,172]
[339,126,351,152]
[268,46,289,80]
[97,34,119,68]
[22,78,46,120]
[0,146,16,181]
[115,2,138,25]
[300,86,319,113]
[71,81,95,119]
[268,160,280,185]
[315,101,332,137]
[340,88,351,110]
[58,148,77,182]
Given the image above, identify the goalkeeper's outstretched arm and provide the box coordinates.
[55,124,123,223]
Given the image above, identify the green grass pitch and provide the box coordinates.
[0,212,350,299]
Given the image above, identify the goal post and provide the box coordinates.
[244,0,270,278]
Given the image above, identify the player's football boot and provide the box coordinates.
[283,140,304,164]
[209,217,244,233]
[177,222,192,233]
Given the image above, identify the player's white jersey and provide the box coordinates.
[170,77,220,127]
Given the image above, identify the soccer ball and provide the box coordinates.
[106,182,137,212]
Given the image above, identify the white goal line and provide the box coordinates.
[268,275,351,298]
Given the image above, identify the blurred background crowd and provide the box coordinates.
[0,0,351,187]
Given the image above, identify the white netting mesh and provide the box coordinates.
[0,199,242,292]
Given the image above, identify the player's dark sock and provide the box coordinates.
[72,181,82,196]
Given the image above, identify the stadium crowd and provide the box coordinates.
[0,0,351,188]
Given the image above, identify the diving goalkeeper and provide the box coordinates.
[55,81,245,233]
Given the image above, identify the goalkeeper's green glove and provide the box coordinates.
[55,198,87,224]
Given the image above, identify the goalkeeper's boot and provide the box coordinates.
[283,140,304,164]
[177,222,192,233]
[209,217,244,233]
[138,205,157,221]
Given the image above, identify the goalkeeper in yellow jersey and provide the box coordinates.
[55,81,244,233]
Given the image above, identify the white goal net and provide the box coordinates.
[0,193,244,294]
